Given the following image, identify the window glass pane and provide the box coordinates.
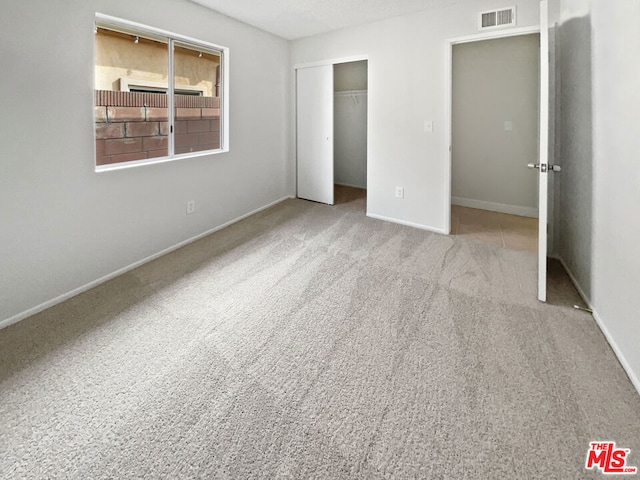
[173,44,221,154]
[95,27,169,165]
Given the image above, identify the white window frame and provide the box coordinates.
[94,13,230,172]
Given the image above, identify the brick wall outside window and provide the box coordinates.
[95,90,221,165]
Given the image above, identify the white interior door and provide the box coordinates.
[296,65,334,205]
[536,0,550,301]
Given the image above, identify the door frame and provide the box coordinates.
[443,26,540,235]
[293,55,369,206]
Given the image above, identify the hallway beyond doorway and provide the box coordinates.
[451,205,537,252]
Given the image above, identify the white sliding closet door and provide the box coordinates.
[296,65,334,205]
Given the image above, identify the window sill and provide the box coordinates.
[94,148,228,173]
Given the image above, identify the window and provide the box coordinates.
[94,14,228,169]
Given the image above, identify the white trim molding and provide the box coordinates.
[555,255,640,397]
[451,196,538,218]
[366,213,447,235]
[335,182,367,190]
[293,54,369,71]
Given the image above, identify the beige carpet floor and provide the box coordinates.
[1,187,639,479]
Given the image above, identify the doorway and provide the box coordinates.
[447,3,553,301]
[450,33,540,253]
[295,58,368,212]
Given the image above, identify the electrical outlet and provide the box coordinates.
[395,187,404,199]
[186,200,195,214]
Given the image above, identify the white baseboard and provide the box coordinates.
[335,182,366,190]
[366,213,447,235]
[0,195,294,331]
[452,196,538,218]
[554,255,640,397]
[591,310,640,396]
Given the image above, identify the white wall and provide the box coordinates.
[290,0,541,232]
[334,61,368,189]
[0,0,291,326]
[591,1,640,392]
[551,0,640,393]
[452,34,540,217]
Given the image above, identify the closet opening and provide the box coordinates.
[333,60,368,211]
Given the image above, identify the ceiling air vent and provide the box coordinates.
[478,6,517,30]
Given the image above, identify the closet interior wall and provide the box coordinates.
[334,61,368,190]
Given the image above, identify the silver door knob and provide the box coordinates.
[527,163,540,169]
[549,164,562,172]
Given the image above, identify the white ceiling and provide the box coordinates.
[188,0,457,40]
